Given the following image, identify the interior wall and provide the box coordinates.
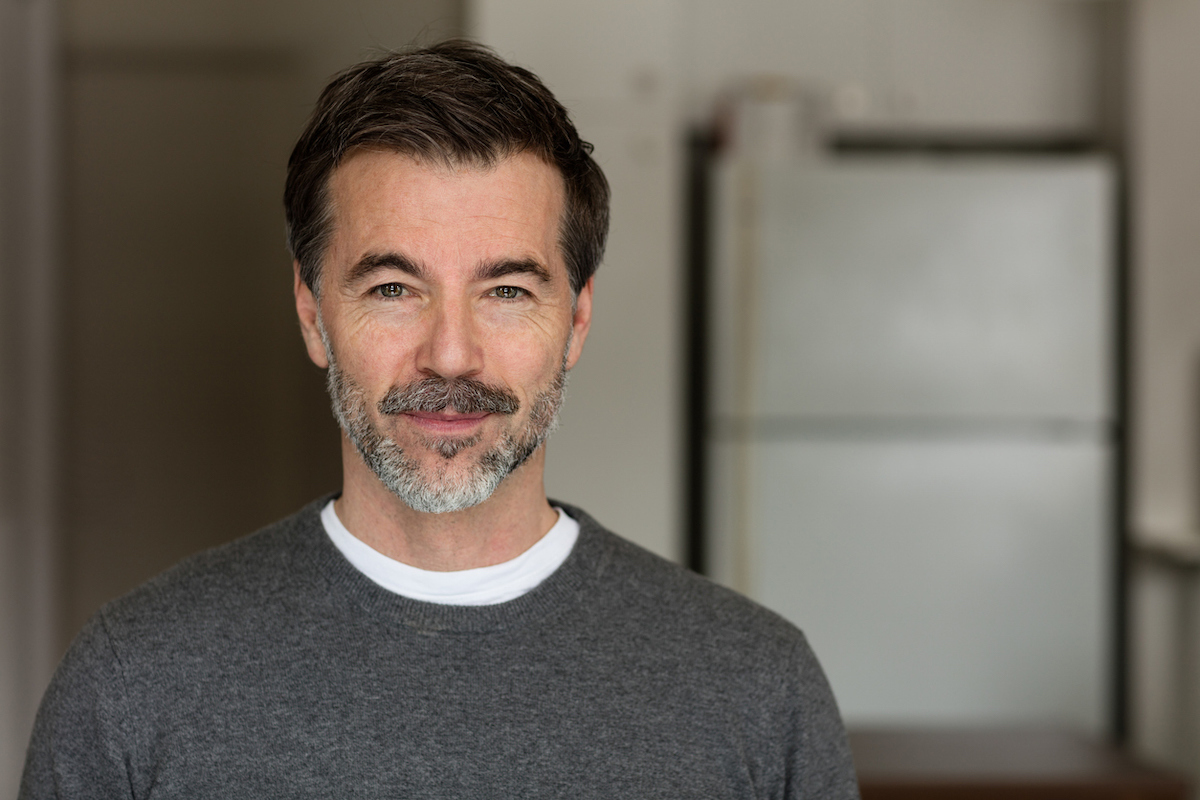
[680,0,1103,135]
[58,0,462,647]
[61,55,334,645]
[1,0,60,790]
[1126,0,1200,775]
[1127,0,1200,542]
[470,0,686,562]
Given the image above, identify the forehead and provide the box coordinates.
[324,149,566,280]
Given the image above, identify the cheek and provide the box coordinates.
[333,321,419,387]
[488,336,564,389]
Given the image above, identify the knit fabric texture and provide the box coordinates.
[20,498,860,799]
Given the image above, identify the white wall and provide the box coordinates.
[469,0,685,561]
[682,0,1102,134]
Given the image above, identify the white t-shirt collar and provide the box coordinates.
[321,500,579,606]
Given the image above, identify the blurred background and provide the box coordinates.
[3,0,1200,792]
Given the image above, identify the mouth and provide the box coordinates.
[401,410,492,436]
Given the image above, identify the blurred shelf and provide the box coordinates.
[1133,529,1200,570]
[850,728,1189,800]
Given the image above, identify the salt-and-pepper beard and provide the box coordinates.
[320,323,569,514]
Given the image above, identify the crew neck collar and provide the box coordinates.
[292,496,614,634]
[321,500,580,605]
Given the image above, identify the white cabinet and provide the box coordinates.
[708,153,1116,731]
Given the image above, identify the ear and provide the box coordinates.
[565,276,594,370]
[294,262,329,369]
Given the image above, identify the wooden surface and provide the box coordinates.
[850,728,1190,800]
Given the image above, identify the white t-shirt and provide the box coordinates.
[320,500,579,606]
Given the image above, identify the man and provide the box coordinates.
[21,41,858,798]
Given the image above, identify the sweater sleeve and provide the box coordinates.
[785,634,860,800]
[19,616,138,800]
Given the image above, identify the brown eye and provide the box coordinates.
[492,286,525,300]
[376,283,405,298]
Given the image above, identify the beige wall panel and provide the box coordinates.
[1127,0,1200,779]
[1129,0,1200,537]
[61,62,342,643]
[57,0,463,649]
[66,0,460,76]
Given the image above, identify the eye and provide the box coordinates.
[374,283,407,298]
[491,286,526,300]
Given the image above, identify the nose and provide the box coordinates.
[417,295,484,380]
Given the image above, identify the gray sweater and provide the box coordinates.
[21,499,859,799]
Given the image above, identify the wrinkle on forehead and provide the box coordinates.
[324,150,569,292]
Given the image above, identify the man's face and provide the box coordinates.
[295,150,592,513]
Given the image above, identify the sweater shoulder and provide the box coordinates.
[566,504,811,656]
[95,497,329,636]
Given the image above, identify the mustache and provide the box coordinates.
[377,376,520,417]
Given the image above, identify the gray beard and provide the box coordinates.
[323,342,568,515]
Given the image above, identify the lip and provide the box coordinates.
[401,411,491,435]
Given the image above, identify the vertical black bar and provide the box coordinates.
[1093,0,1131,745]
[1111,158,1131,745]
[684,128,714,575]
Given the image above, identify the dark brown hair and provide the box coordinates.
[284,39,610,296]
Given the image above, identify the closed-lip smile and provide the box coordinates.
[402,411,491,435]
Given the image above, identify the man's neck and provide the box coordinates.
[333,439,559,572]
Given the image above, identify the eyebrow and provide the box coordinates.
[474,258,552,284]
[343,252,428,287]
